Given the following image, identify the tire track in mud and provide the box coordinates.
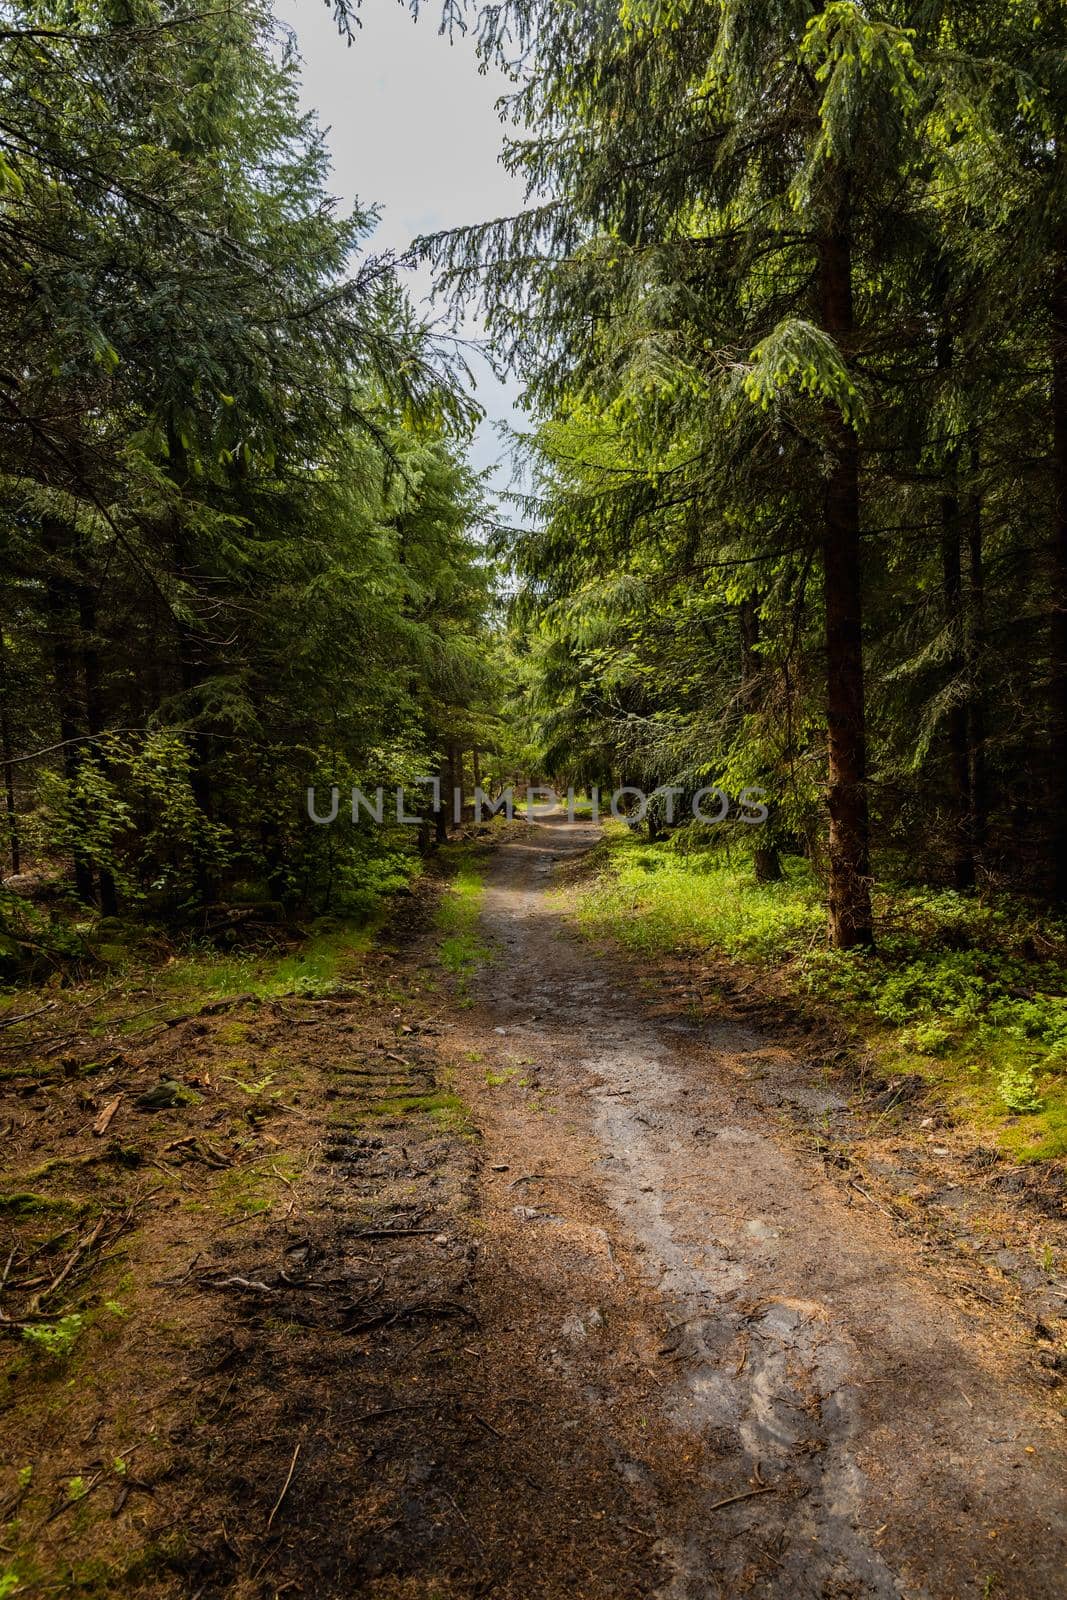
[461,815,1067,1600]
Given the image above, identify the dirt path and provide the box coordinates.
[4,819,1065,1599]
[452,814,1067,1599]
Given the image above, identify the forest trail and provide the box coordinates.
[450,813,1067,1599]
[5,818,1067,1600]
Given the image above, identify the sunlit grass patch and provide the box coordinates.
[434,859,490,982]
[577,830,1067,1160]
[158,925,373,1002]
[365,1088,473,1136]
[575,830,823,961]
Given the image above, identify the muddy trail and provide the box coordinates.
[2,816,1066,1600]
[446,815,1067,1599]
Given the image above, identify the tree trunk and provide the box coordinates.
[818,192,873,948]
[435,749,450,845]
[941,487,974,890]
[935,331,974,891]
[168,423,217,906]
[1050,197,1067,899]
[739,598,782,883]
[753,846,783,884]
[77,578,117,916]
[43,518,94,904]
[964,440,987,869]
[0,633,20,875]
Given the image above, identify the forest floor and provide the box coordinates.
[1,816,1066,1598]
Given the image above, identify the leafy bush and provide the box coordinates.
[22,1313,84,1360]
[996,1064,1044,1114]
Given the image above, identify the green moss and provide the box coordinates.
[211,1156,296,1217]
[485,1068,518,1088]
[213,1020,249,1046]
[0,1191,79,1217]
[365,1089,473,1135]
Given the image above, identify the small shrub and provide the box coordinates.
[22,1313,84,1360]
[901,1021,954,1057]
[996,1063,1044,1114]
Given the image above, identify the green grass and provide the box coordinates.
[157,925,373,1002]
[365,1088,472,1135]
[434,858,490,984]
[511,791,594,818]
[576,829,1067,1161]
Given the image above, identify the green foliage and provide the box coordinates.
[577,834,823,961]
[158,925,372,1002]
[21,1314,84,1361]
[744,320,869,426]
[996,1063,1044,1115]
[418,0,1067,945]
[0,890,90,975]
[0,0,500,933]
[435,858,490,981]
[578,829,1067,1156]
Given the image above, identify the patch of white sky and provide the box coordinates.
[272,0,530,502]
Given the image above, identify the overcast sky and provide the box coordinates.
[273,0,528,497]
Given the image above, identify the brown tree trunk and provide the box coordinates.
[941,487,974,890]
[168,423,217,907]
[1,712,17,878]
[739,598,782,883]
[435,750,450,845]
[964,441,987,868]
[1050,201,1067,899]
[77,579,117,916]
[43,518,94,904]
[936,332,974,891]
[818,195,873,948]
[0,632,20,875]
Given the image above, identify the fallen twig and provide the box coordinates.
[593,1225,622,1280]
[0,1001,55,1029]
[468,1409,509,1442]
[350,1227,438,1239]
[28,1216,106,1313]
[200,1274,278,1295]
[848,1179,905,1223]
[341,1297,477,1335]
[44,1470,103,1525]
[708,1484,778,1512]
[92,1093,123,1136]
[265,1441,301,1531]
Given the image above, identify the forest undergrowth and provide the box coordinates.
[575,827,1067,1162]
